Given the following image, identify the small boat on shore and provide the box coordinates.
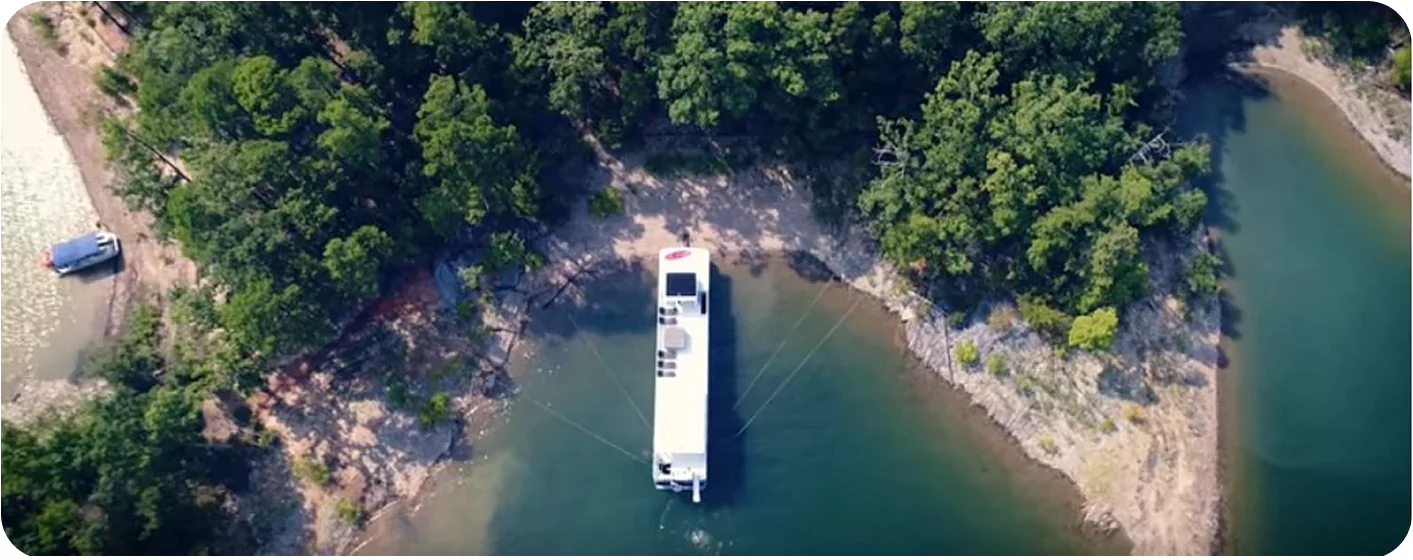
[652,247,710,503]
[42,230,121,275]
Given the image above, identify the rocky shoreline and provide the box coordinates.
[497,141,1223,555]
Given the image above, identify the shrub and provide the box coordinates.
[455,300,478,324]
[432,355,465,381]
[335,498,363,524]
[28,12,57,43]
[955,341,980,368]
[93,65,136,98]
[587,187,624,218]
[86,304,163,392]
[1017,296,1072,341]
[946,311,967,329]
[987,304,1017,332]
[1015,374,1035,396]
[1068,307,1119,351]
[418,391,451,427]
[1038,435,1058,454]
[1122,403,1145,424]
[293,457,332,486]
[256,427,279,448]
[1181,252,1221,299]
[986,354,1006,376]
[1394,45,1411,91]
[1099,418,1118,433]
[386,378,411,410]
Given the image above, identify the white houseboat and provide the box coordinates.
[652,247,710,503]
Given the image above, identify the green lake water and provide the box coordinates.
[358,256,1125,555]
[1181,70,1411,555]
[357,68,1410,556]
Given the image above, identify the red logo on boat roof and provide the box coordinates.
[666,250,691,260]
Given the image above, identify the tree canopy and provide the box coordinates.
[9,0,1225,553]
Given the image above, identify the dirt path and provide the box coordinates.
[1237,26,1412,180]
[7,3,196,332]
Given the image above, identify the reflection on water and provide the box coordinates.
[1,30,111,397]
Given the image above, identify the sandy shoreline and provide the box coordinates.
[6,6,197,339]
[1236,26,1412,180]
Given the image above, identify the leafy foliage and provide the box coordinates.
[955,341,980,368]
[1181,252,1221,300]
[86,304,164,392]
[418,392,452,427]
[1394,45,1410,90]
[859,6,1210,321]
[1297,2,1407,63]
[587,187,624,218]
[1,387,225,555]
[1068,307,1120,351]
[292,456,332,487]
[986,354,1006,376]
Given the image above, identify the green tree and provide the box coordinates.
[323,225,395,301]
[232,55,308,137]
[656,2,840,135]
[899,2,961,77]
[415,75,541,237]
[316,86,390,172]
[219,277,329,358]
[1182,252,1221,299]
[483,231,546,273]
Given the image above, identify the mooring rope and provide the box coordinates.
[657,498,673,530]
[733,282,831,410]
[733,296,862,438]
[563,311,652,431]
[524,395,646,465]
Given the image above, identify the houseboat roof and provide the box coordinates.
[653,248,710,465]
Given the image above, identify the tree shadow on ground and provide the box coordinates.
[1097,365,1159,405]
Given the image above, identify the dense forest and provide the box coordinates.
[95,0,1215,363]
[11,0,1345,554]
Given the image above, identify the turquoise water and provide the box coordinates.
[1181,71,1411,555]
[359,256,1123,555]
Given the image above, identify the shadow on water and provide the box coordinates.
[68,252,123,284]
[783,250,840,284]
[1178,70,1277,343]
[523,260,657,340]
[703,263,745,508]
